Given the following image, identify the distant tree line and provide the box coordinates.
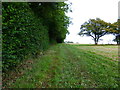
[2,2,71,72]
[65,41,74,43]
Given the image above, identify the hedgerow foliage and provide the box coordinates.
[2,2,70,71]
[29,2,70,43]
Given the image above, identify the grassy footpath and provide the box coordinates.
[3,44,119,88]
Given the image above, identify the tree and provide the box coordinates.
[79,18,113,45]
[29,2,71,43]
[111,21,120,45]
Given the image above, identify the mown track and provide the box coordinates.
[3,44,119,88]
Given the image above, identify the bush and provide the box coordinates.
[2,3,49,71]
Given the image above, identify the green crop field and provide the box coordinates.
[3,44,119,88]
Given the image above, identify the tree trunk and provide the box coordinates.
[116,35,120,45]
[95,42,98,45]
[94,38,98,45]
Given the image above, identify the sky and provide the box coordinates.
[64,0,120,44]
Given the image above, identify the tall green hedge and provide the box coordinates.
[2,2,70,72]
[2,3,50,71]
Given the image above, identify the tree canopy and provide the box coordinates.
[28,2,71,43]
[79,18,114,45]
[111,21,120,44]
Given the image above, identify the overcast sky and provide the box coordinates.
[64,0,119,44]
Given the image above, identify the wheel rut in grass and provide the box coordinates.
[38,44,82,88]
[40,44,101,88]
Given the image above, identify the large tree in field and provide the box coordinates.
[79,18,113,45]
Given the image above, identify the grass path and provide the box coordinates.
[3,44,119,88]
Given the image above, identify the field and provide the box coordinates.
[3,44,119,88]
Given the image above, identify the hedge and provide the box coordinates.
[2,2,70,72]
[2,3,50,71]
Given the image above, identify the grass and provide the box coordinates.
[74,44,118,61]
[3,44,119,88]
